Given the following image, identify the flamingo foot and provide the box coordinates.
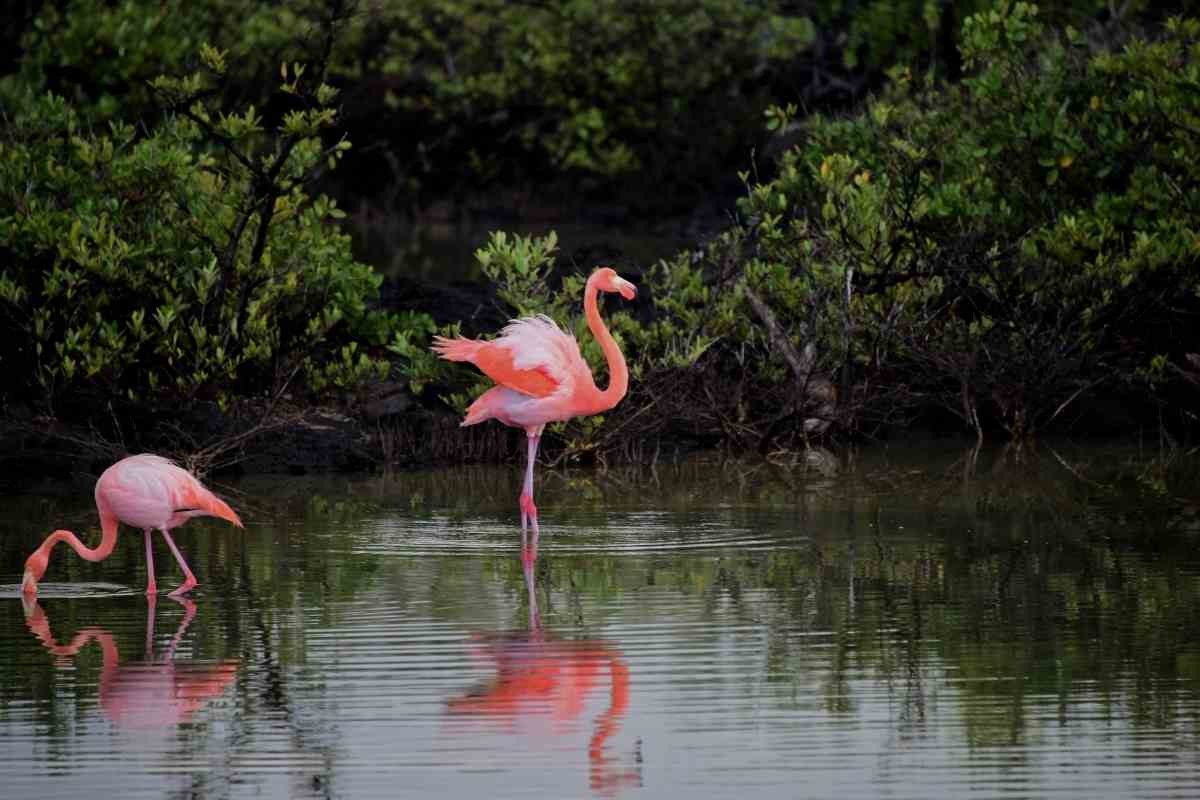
[519,492,540,546]
[167,578,198,597]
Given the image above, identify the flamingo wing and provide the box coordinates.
[99,454,242,529]
[98,455,176,527]
[467,342,561,398]
[433,315,583,400]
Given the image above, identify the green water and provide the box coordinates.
[1,442,1198,798]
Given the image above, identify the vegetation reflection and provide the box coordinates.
[1,444,1198,789]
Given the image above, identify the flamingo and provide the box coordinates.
[20,453,243,597]
[447,545,641,795]
[22,595,240,729]
[432,266,636,543]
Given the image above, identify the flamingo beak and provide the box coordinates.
[21,568,38,596]
[616,277,637,301]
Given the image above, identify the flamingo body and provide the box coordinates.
[98,454,240,532]
[435,315,578,402]
[432,267,636,542]
[21,453,243,597]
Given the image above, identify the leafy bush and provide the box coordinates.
[2,0,819,212]
[6,0,1193,220]
[0,37,404,415]
[448,5,1200,454]
[738,4,1200,439]
[0,0,322,121]
[359,0,815,205]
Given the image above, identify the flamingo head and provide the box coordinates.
[593,267,637,301]
[22,548,49,596]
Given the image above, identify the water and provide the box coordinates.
[2,443,1199,798]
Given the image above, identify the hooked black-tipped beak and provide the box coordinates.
[616,277,637,301]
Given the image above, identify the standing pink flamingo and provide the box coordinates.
[21,453,243,597]
[432,266,636,543]
[448,545,641,796]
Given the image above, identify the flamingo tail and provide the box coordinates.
[431,336,481,362]
[461,387,503,427]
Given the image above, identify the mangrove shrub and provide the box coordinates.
[0,34,401,416]
[445,5,1200,455]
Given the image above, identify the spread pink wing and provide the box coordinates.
[432,338,560,398]
[433,315,582,400]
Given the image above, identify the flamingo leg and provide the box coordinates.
[160,528,199,597]
[520,428,543,548]
[521,543,541,631]
[164,596,198,659]
[144,592,157,657]
[144,528,157,596]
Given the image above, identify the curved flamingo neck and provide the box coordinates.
[588,654,635,792]
[24,601,120,665]
[589,655,629,752]
[38,508,120,565]
[584,273,628,411]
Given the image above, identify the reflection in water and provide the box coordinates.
[449,545,642,797]
[22,595,239,729]
[2,446,1200,798]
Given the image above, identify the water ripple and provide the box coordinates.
[5,461,1200,799]
[0,582,136,599]
[357,511,806,557]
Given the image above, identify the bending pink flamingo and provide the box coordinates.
[22,594,240,729]
[21,453,243,597]
[432,266,636,543]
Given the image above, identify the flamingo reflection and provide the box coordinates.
[22,595,238,729]
[449,545,641,796]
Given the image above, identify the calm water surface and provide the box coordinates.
[1,443,1199,798]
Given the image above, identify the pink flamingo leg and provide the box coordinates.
[162,596,198,658]
[521,543,540,629]
[144,592,157,655]
[144,528,157,596]
[520,429,542,547]
[160,528,199,596]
